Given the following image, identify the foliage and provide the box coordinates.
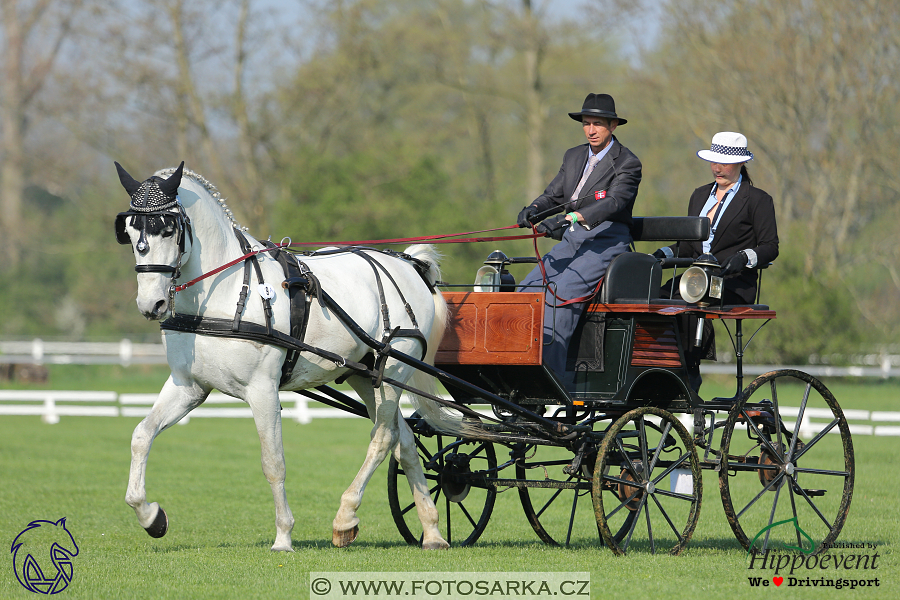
[742,236,865,365]
[0,0,897,360]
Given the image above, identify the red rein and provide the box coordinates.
[173,224,543,293]
[174,223,599,306]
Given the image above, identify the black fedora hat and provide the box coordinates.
[568,93,627,125]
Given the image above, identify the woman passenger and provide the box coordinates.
[653,132,778,392]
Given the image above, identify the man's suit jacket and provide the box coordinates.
[529,137,642,230]
[668,182,779,304]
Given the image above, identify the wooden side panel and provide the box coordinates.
[630,322,682,367]
[436,292,543,365]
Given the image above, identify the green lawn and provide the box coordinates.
[1,412,897,599]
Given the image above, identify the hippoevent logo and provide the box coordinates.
[745,520,879,590]
[749,517,816,555]
[10,518,79,594]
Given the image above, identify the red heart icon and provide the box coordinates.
[773,577,783,586]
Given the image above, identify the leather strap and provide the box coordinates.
[161,314,370,374]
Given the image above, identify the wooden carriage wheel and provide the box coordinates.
[516,440,637,547]
[592,406,702,555]
[387,419,497,547]
[718,370,854,555]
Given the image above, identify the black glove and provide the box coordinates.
[536,215,569,241]
[652,248,667,259]
[517,205,539,228]
[720,251,749,277]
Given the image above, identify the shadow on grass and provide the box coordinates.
[144,535,888,555]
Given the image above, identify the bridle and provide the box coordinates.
[115,203,193,306]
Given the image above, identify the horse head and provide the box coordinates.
[114,161,192,320]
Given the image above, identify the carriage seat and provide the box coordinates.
[599,252,664,304]
[598,217,711,304]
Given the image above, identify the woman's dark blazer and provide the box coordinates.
[667,182,779,304]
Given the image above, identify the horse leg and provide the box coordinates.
[334,379,447,549]
[393,411,449,549]
[248,394,295,552]
[125,376,208,537]
[329,379,394,547]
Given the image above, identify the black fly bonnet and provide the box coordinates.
[114,161,192,276]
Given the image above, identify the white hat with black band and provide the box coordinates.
[697,131,754,164]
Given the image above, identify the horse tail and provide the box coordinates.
[404,245,483,438]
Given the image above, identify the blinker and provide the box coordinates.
[114,213,131,245]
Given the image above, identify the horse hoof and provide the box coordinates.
[332,525,359,548]
[145,507,168,538]
[422,540,450,550]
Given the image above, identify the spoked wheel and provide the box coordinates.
[719,370,854,555]
[387,426,497,547]
[516,443,598,546]
[516,442,637,546]
[592,406,702,555]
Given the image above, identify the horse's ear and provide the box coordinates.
[115,162,141,196]
[160,161,184,197]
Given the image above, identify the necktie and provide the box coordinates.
[571,154,601,202]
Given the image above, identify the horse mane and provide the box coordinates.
[154,165,246,231]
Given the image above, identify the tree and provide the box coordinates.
[0,0,89,266]
[632,0,900,351]
[647,0,900,273]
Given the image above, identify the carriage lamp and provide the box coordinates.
[474,250,516,292]
[679,253,724,347]
[679,253,723,306]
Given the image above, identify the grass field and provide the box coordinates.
[1,368,898,598]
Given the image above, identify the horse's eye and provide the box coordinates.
[161,227,175,238]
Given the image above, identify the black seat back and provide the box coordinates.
[598,217,709,304]
[631,216,710,242]
[600,252,662,303]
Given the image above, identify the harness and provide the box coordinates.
[118,202,432,389]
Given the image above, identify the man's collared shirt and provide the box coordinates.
[583,140,614,178]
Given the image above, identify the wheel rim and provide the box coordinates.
[719,369,854,555]
[515,445,599,546]
[593,407,702,555]
[387,432,497,547]
[516,436,638,547]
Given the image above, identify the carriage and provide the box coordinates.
[384,217,854,556]
[115,163,854,556]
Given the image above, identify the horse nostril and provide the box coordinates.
[152,300,166,317]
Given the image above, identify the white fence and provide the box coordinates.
[3,340,900,377]
[0,389,417,425]
[1,389,898,436]
[0,340,165,365]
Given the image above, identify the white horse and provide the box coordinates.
[114,161,455,551]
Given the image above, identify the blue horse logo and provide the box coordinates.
[10,518,79,594]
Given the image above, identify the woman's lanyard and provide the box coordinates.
[703,175,741,252]
[708,193,729,236]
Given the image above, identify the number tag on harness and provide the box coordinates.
[257,283,276,299]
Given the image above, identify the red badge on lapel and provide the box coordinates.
[595,190,606,200]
